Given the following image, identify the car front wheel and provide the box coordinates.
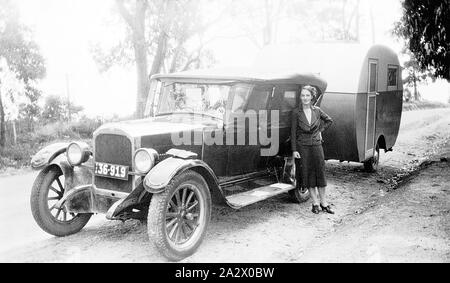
[147,170,211,261]
[30,166,92,237]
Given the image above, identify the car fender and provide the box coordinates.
[32,142,95,211]
[143,157,227,205]
[30,142,71,170]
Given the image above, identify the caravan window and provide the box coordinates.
[388,66,398,87]
[369,62,378,92]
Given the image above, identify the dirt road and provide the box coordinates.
[1,108,449,262]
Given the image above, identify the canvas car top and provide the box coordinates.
[151,67,328,94]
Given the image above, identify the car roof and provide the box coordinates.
[151,67,328,94]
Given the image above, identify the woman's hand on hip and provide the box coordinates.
[293,151,301,159]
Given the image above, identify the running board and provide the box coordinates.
[225,183,294,209]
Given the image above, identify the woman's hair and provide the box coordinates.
[301,85,317,98]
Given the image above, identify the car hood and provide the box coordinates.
[93,116,217,139]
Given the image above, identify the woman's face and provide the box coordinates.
[300,89,313,106]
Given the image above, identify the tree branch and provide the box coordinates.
[115,0,136,31]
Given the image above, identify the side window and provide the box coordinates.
[282,90,297,110]
[388,65,399,88]
[231,85,251,112]
[246,86,272,110]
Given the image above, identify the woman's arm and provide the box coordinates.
[318,108,333,132]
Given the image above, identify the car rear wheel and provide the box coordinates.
[147,170,211,261]
[289,187,311,203]
[30,166,92,237]
[286,160,311,203]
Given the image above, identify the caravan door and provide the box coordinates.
[365,59,378,160]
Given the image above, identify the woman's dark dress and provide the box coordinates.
[291,106,333,189]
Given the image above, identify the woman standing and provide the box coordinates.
[291,85,334,214]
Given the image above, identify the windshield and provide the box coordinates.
[155,83,230,119]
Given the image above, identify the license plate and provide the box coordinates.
[94,162,129,180]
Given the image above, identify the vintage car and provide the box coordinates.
[30,68,328,261]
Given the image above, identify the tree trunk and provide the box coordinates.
[413,73,419,101]
[145,0,176,116]
[11,120,17,145]
[115,0,149,119]
[133,0,149,119]
[0,87,6,148]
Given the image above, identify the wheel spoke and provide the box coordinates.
[63,211,67,221]
[48,196,60,201]
[185,191,195,207]
[169,199,177,210]
[169,222,179,239]
[174,222,182,243]
[186,200,198,212]
[181,187,187,206]
[166,212,178,219]
[174,191,181,207]
[56,177,64,192]
[185,219,198,230]
[166,218,178,230]
[49,203,57,211]
[184,219,195,231]
[179,221,188,241]
[55,208,62,219]
[49,186,62,197]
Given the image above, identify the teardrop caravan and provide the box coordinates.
[254,44,403,171]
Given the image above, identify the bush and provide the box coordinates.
[0,117,102,170]
[403,100,450,111]
[0,143,35,168]
[69,118,102,138]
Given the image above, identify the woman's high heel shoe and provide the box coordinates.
[312,205,320,214]
[320,204,335,214]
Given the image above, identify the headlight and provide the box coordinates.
[134,148,158,174]
[66,142,90,166]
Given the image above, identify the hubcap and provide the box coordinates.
[165,184,202,246]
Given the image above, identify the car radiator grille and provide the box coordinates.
[94,134,133,193]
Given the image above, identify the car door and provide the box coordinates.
[226,84,273,175]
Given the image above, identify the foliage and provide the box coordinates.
[0,59,26,121]
[0,0,46,146]
[92,0,224,118]
[393,0,449,81]
[41,95,84,123]
[0,117,101,169]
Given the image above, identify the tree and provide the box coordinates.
[0,59,26,145]
[93,0,225,118]
[394,0,449,81]
[229,0,288,48]
[230,0,362,48]
[41,95,83,123]
[0,0,46,147]
[402,49,436,101]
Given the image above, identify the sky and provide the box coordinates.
[15,0,450,117]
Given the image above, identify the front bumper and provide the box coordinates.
[61,184,130,214]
